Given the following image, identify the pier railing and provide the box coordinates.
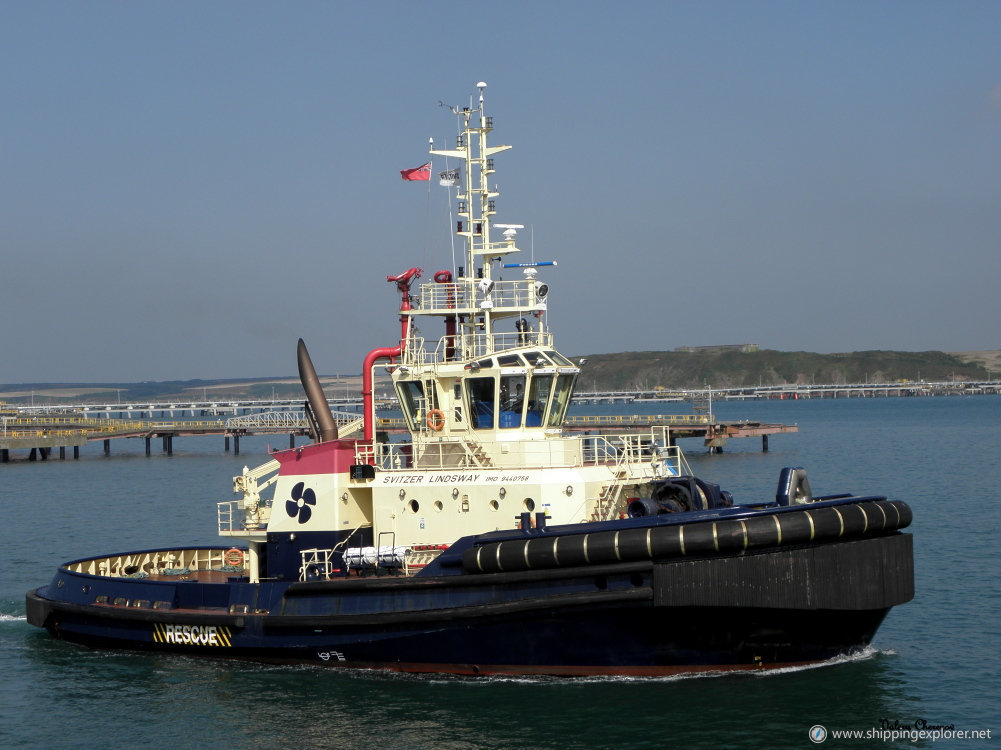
[566,414,714,428]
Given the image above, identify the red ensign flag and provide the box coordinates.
[400,162,432,181]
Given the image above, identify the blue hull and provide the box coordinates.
[26,497,914,676]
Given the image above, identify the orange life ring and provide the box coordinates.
[426,409,445,431]
[225,548,244,567]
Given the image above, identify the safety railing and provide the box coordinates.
[1,417,151,432]
[225,410,362,434]
[356,429,688,475]
[416,278,546,314]
[65,548,245,578]
[2,429,87,439]
[143,420,229,431]
[417,280,471,311]
[217,499,273,534]
[566,414,715,427]
[299,548,339,581]
[400,330,558,368]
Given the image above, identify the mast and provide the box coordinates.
[428,81,527,359]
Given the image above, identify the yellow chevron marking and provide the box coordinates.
[152,623,233,647]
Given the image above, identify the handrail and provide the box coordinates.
[415,278,544,313]
[399,331,556,367]
[566,414,714,426]
[357,430,686,475]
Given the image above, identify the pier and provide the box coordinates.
[562,414,797,453]
[1,407,793,462]
[575,379,1001,403]
[0,410,336,462]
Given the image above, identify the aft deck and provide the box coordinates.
[63,547,247,581]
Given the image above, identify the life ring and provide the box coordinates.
[426,409,445,431]
[225,548,244,567]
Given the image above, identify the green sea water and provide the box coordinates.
[2,396,999,749]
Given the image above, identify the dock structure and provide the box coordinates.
[559,414,797,453]
[348,414,795,453]
[575,379,1001,403]
[1,408,794,462]
[0,412,324,462]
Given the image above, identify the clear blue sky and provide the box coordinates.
[2,1,999,383]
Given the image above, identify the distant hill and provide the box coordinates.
[574,349,995,391]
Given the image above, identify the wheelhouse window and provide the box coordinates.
[499,374,527,428]
[547,373,576,427]
[544,350,575,367]
[496,353,525,366]
[526,374,554,426]
[452,383,464,424]
[396,380,426,430]
[466,377,496,429]
[527,352,551,367]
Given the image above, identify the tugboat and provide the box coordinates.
[26,84,913,675]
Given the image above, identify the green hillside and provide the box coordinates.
[574,350,991,391]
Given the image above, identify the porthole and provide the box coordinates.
[489,499,499,511]
[434,500,443,512]
[409,499,420,513]
[523,498,536,512]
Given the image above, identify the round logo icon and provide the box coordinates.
[809,725,828,744]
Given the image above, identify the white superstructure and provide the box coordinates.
[219,84,689,582]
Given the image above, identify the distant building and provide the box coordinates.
[674,344,759,354]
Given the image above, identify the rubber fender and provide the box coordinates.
[461,498,912,574]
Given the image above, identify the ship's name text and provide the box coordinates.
[382,474,483,485]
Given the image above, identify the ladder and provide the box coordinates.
[462,439,492,467]
[591,479,625,522]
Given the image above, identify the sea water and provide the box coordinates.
[1,396,999,749]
